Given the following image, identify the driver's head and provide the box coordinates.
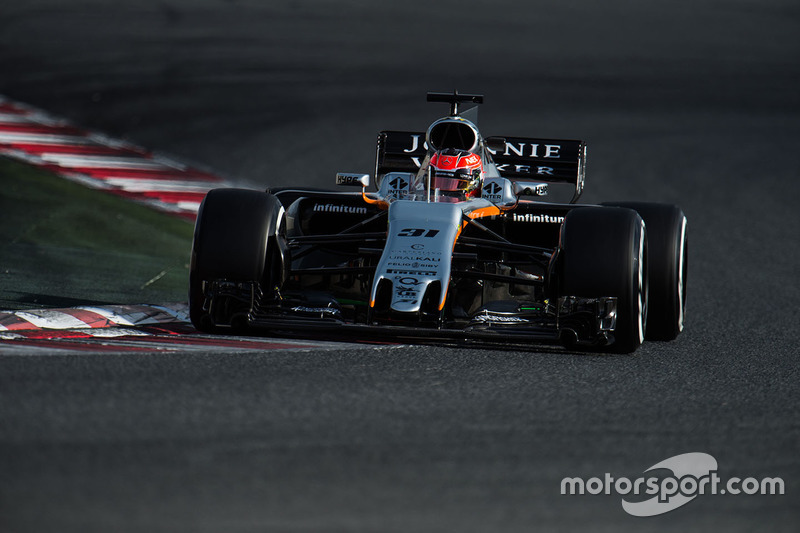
[429,148,483,197]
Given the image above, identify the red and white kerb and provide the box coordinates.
[0,95,230,220]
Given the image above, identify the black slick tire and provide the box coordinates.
[560,206,648,353]
[189,188,284,332]
[603,202,687,340]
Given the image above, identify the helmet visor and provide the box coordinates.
[433,169,473,192]
[433,176,470,192]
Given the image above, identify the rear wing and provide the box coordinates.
[375,131,426,177]
[375,131,587,202]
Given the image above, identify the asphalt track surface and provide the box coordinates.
[1,1,799,531]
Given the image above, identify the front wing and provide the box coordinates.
[202,278,619,349]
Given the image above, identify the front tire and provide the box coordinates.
[189,188,285,332]
[560,207,648,353]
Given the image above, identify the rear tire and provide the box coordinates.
[189,188,285,332]
[603,202,687,340]
[560,207,648,353]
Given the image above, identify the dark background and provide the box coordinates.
[1,1,798,531]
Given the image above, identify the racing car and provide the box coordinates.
[189,92,687,353]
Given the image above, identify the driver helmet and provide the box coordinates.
[429,148,483,198]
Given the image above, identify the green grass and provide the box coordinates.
[0,157,195,310]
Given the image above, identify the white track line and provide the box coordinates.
[0,113,35,124]
[37,153,174,170]
[72,304,188,327]
[0,132,94,145]
[12,310,91,329]
[176,201,202,211]
[102,179,215,193]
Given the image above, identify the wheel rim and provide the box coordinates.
[676,216,687,333]
[637,221,648,345]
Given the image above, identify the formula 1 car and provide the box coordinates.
[189,92,687,352]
